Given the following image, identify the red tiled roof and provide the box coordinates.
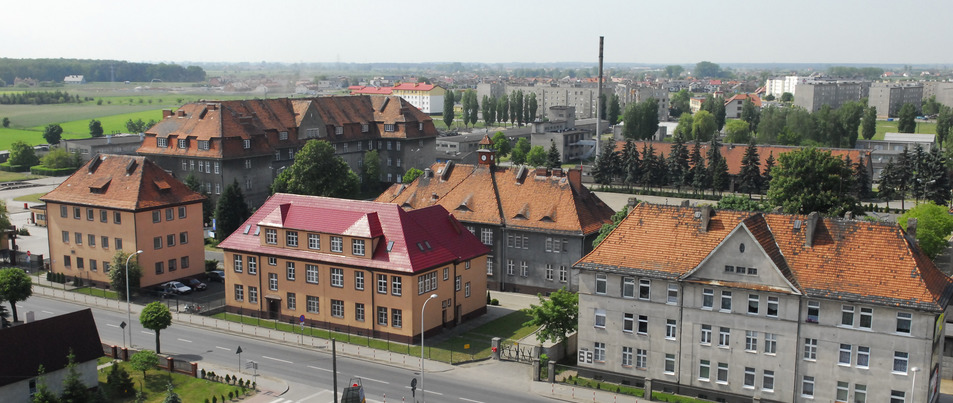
[218,193,488,273]
[724,93,762,107]
[349,86,394,95]
[392,83,439,91]
[41,154,205,210]
[577,204,953,311]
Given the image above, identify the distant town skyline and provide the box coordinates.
[7,0,952,66]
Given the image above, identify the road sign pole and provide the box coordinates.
[236,346,243,374]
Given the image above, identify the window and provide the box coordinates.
[418,272,438,294]
[836,381,849,402]
[637,315,648,334]
[802,376,815,397]
[621,346,633,367]
[265,229,277,244]
[623,313,634,333]
[269,273,278,291]
[595,274,607,294]
[85,208,93,221]
[443,267,449,280]
[748,294,759,314]
[762,370,775,392]
[455,275,461,291]
[62,231,69,243]
[480,228,493,245]
[593,342,606,362]
[860,307,873,329]
[248,286,258,303]
[385,124,395,132]
[745,331,758,351]
[893,351,908,373]
[594,309,606,328]
[804,338,818,360]
[233,255,243,273]
[897,312,912,334]
[157,138,168,148]
[377,307,388,326]
[181,256,189,269]
[891,391,906,403]
[667,284,678,304]
[308,234,320,249]
[60,205,67,217]
[115,238,122,250]
[724,265,734,273]
[355,303,365,321]
[352,239,365,256]
[743,367,755,388]
[545,265,554,281]
[720,291,732,311]
[702,288,714,309]
[101,236,108,248]
[842,305,855,326]
[287,293,296,310]
[392,309,402,327]
[377,274,387,294]
[243,139,251,149]
[74,207,81,219]
[167,234,175,247]
[330,236,343,252]
[520,261,528,277]
[636,349,647,369]
[854,385,867,403]
[180,232,188,244]
[716,362,728,384]
[178,139,187,149]
[168,258,176,272]
[248,257,257,274]
[234,285,244,301]
[114,212,122,224]
[166,208,174,221]
[152,210,160,223]
[100,210,107,223]
[559,266,568,283]
[664,354,675,374]
[622,277,635,298]
[857,346,870,368]
[331,268,344,287]
[807,301,820,323]
[701,324,712,344]
[361,124,369,133]
[666,319,677,339]
[330,300,344,318]
[307,296,319,313]
[764,333,777,354]
[269,257,277,265]
[767,296,779,317]
[465,282,471,297]
[699,360,710,381]
[719,327,730,347]
[286,231,298,247]
[392,276,402,295]
[839,343,852,365]
[286,262,295,280]
[90,260,98,272]
[75,232,82,244]
[153,236,162,249]
[354,271,364,290]
[506,260,514,275]
[639,279,650,300]
[63,256,71,267]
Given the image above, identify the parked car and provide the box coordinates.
[161,281,192,295]
[188,278,207,291]
[207,270,225,283]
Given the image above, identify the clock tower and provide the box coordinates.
[477,134,496,167]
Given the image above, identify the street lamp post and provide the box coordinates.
[911,366,921,402]
[126,250,143,348]
[420,293,438,403]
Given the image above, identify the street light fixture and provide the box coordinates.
[420,293,438,403]
[126,250,143,348]
[911,366,921,402]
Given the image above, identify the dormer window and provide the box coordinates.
[361,124,369,133]
[177,139,187,148]
[384,124,396,132]
[198,140,210,150]
[335,126,344,135]
[279,131,289,140]
[418,122,424,131]
[243,139,251,149]
[157,138,168,148]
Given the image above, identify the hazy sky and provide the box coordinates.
[5,0,951,65]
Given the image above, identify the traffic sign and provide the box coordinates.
[299,314,305,323]
[236,346,243,354]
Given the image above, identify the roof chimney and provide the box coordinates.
[905,218,918,245]
[805,212,820,247]
[162,110,173,119]
[699,205,713,233]
[567,167,582,193]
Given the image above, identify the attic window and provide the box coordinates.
[157,138,168,148]
[514,204,530,220]
[335,126,343,135]
[456,194,473,211]
[417,242,425,251]
[387,241,394,252]
[125,160,138,175]
[198,140,210,150]
[425,241,432,250]
[243,225,251,235]
[254,227,261,236]
[362,124,369,133]
[793,220,803,230]
[280,131,289,140]
[419,122,424,131]
[243,139,251,149]
[384,124,396,132]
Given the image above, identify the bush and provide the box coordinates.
[212,397,217,403]
[30,165,77,176]
[17,227,29,236]
[490,299,499,306]
[205,259,219,272]
[0,162,30,172]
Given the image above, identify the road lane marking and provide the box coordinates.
[296,390,330,402]
[106,324,120,328]
[460,398,484,403]
[42,310,54,314]
[267,399,286,403]
[141,331,154,335]
[177,338,192,343]
[356,376,389,384]
[216,346,230,350]
[262,355,292,364]
[306,365,332,372]
[405,386,443,395]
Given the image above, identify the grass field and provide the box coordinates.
[98,360,249,403]
[871,119,936,140]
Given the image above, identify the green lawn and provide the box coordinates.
[870,119,936,140]
[98,360,251,403]
[13,192,46,203]
[0,171,40,182]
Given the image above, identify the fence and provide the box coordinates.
[101,343,198,377]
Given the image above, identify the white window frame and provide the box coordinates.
[701,324,712,345]
[665,319,677,340]
[595,273,607,295]
[331,268,344,287]
[702,288,714,309]
[594,309,606,328]
[306,264,319,284]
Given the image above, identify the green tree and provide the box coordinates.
[592,141,619,186]
[43,124,63,145]
[689,139,708,194]
[1,117,8,128]
[109,251,141,300]
[40,148,81,169]
[129,350,160,392]
[442,91,455,128]
[780,92,794,103]
[402,168,424,184]
[214,180,251,241]
[526,146,547,167]
[162,382,182,403]
[694,61,722,78]
[465,90,479,127]
[898,103,917,133]
[878,158,900,210]
[740,98,760,132]
[918,147,950,206]
[524,287,578,355]
[622,98,660,140]
[60,350,90,403]
[139,303,172,354]
[936,105,952,147]
[88,119,104,137]
[105,361,135,398]
[511,138,530,165]
[593,207,629,247]
[670,89,691,117]
[9,141,37,167]
[607,94,621,125]
[512,90,524,126]
[898,202,953,259]
[184,173,213,225]
[664,65,684,79]
[717,194,768,211]
[667,134,690,191]
[126,118,150,134]
[767,147,859,216]
[724,120,751,143]
[271,140,359,199]
[481,95,493,127]
[673,113,694,139]
[763,151,775,184]
[528,93,538,121]
[738,140,762,195]
[497,94,509,126]
[691,110,717,141]
[861,106,877,140]
[621,140,640,188]
[0,267,32,323]
[361,150,381,192]
[707,138,729,193]
[922,95,940,116]
[546,140,561,168]
[709,96,726,131]
[838,101,865,148]
[32,366,60,403]
[491,132,511,158]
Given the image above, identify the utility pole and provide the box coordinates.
[595,36,604,161]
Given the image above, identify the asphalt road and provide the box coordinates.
[21,295,556,403]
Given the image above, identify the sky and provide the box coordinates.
[4,0,951,66]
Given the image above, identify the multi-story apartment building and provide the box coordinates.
[869,82,924,118]
[613,84,670,122]
[138,96,438,208]
[41,155,206,288]
[923,81,953,109]
[349,83,448,114]
[217,194,488,343]
[477,82,611,121]
[575,203,951,403]
[529,106,594,162]
[793,80,870,112]
[376,142,615,294]
[764,76,808,98]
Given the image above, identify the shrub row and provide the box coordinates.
[0,162,30,172]
[30,165,76,176]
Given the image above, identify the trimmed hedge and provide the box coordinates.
[30,165,77,176]
[0,162,31,172]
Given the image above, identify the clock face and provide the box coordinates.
[481,154,487,161]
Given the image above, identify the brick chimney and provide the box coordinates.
[699,205,713,232]
[804,212,820,247]
[567,167,582,193]
[162,110,173,119]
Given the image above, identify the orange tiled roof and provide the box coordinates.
[41,154,205,211]
[375,162,615,235]
[724,93,762,107]
[307,96,438,140]
[577,204,953,311]
[615,141,870,176]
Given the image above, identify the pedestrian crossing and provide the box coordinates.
[266,390,389,403]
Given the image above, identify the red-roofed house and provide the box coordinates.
[41,155,207,288]
[575,203,952,402]
[724,93,762,119]
[217,194,488,342]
